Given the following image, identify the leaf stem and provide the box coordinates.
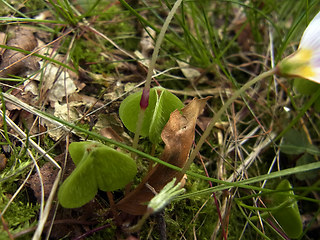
[132,109,146,149]
[132,0,183,148]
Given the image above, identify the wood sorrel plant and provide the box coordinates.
[58,0,185,210]
[122,0,185,149]
[57,3,320,238]
[119,4,320,238]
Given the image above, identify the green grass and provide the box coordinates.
[0,0,319,239]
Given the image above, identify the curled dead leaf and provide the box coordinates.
[116,97,210,215]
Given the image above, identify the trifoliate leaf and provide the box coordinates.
[270,179,302,239]
[58,141,137,208]
[119,87,184,143]
[280,129,320,155]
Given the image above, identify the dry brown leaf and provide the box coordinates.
[43,101,83,140]
[176,59,202,81]
[0,154,7,171]
[35,62,77,104]
[140,26,156,59]
[5,84,38,111]
[69,92,105,108]
[0,27,39,78]
[0,32,6,55]
[28,161,59,202]
[116,97,210,215]
[28,153,73,202]
[100,127,124,143]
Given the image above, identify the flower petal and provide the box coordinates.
[299,11,320,50]
[277,11,320,83]
[277,49,316,80]
[307,65,320,84]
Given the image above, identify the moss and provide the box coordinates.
[165,197,216,239]
[94,4,138,50]
[139,162,266,239]
[144,164,217,239]
[67,3,138,74]
[24,0,47,14]
[42,135,59,156]
[0,146,32,186]
[71,37,110,74]
[0,148,40,239]
[0,194,38,239]
[87,219,117,240]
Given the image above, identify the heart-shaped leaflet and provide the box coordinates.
[58,141,137,208]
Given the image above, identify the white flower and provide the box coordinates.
[277,11,320,84]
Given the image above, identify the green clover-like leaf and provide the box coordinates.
[58,141,137,208]
[270,179,302,239]
[280,129,320,155]
[119,87,184,144]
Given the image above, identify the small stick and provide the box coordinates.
[155,209,167,240]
